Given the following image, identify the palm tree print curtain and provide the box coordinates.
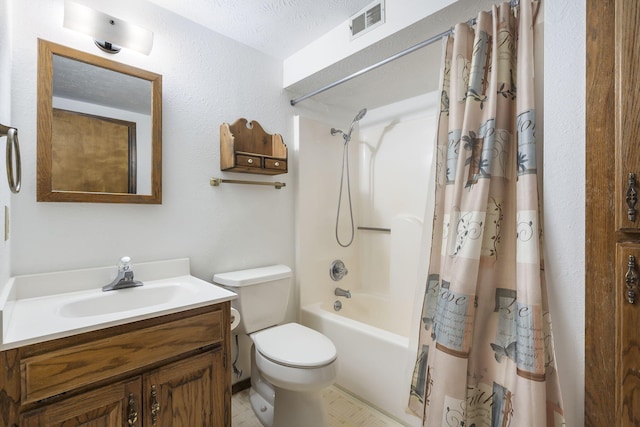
[408,1,565,426]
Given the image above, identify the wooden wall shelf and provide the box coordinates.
[220,118,287,175]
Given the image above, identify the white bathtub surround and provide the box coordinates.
[388,215,423,298]
[0,258,236,350]
[296,94,437,426]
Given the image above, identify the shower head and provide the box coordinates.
[346,108,367,140]
[331,108,367,143]
[353,108,367,122]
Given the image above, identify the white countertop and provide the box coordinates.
[0,258,236,350]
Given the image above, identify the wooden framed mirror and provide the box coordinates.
[37,39,162,203]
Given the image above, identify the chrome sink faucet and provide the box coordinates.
[334,287,351,298]
[102,256,143,291]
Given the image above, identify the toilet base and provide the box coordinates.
[250,388,274,426]
[249,342,333,427]
[273,387,328,427]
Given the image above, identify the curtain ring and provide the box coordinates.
[5,127,21,193]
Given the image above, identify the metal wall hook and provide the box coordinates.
[0,124,21,193]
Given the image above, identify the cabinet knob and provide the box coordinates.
[627,173,638,222]
[626,254,638,304]
[247,158,253,164]
[127,393,138,426]
[150,385,161,425]
[274,162,280,167]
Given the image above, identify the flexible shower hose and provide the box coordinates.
[335,140,355,247]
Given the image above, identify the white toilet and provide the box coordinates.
[213,265,337,427]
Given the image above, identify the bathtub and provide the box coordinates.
[301,292,421,427]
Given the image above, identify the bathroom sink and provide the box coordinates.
[59,282,191,318]
[0,258,238,350]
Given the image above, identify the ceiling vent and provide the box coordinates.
[350,1,385,40]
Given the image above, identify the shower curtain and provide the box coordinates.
[408,1,565,426]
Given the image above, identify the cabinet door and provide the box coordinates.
[143,349,227,427]
[20,377,142,427]
[617,243,640,426]
[615,0,640,232]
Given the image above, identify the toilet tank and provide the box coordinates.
[213,265,292,335]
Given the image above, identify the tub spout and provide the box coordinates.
[334,287,351,298]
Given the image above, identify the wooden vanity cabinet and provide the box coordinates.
[0,302,232,427]
[20,377,142,427]
[143,350,225,426]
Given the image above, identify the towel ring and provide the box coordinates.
[0,124,21,193]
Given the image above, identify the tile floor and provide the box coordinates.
[232,385,406,426]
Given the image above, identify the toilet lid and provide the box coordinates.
[251,323,337,368]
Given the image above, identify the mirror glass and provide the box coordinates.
[37,39,162,203]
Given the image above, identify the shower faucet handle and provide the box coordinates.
[330,260,348,281]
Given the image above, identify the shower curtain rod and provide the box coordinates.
[289,26,455,106]
[289,0,519,106]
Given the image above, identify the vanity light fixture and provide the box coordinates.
[63,1,153,55]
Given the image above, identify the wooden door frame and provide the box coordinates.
[585,0,616,424]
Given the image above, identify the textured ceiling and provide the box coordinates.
[144,0,375,59]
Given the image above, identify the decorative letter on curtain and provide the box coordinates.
[408,1,565,426]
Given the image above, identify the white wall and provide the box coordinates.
[543,1,585,426]
[8,0,295,295]
[0,0,12,291]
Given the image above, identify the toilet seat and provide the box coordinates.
[251,323,337,368]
